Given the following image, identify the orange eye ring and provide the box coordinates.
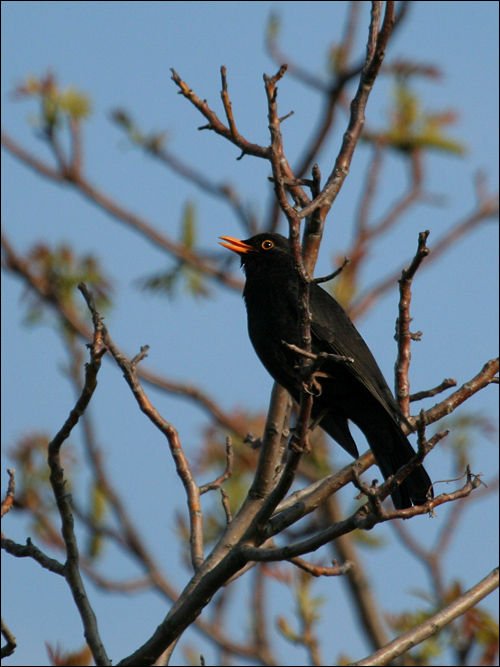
[261,240,274,250]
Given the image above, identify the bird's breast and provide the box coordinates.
[243,276,302,391]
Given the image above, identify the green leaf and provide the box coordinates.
[363,78,466,156]
[181,201,196,249]
[59,86,92,120]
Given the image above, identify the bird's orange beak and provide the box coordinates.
[218,236,255,254]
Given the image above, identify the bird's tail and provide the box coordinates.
[364,419,433,510]
[309,392,433,509]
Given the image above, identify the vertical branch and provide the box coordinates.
[326,495,390,650]
[78,284,206,571]
[220,66,239,141]
[264,66,314,450]
[263,65,300,234]
[69,117,83,175]
[300,1,396,223]
[395,231,430,416]
[268,2,396,450]
[46,294,110,666]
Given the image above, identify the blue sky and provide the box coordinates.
[1,2,498,666]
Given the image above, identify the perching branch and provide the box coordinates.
[241,466,482,564]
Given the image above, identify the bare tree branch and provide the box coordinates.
[351,567,499,666]
[1,131,243,292]
[395,230,430,416]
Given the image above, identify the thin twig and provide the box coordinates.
[199,438,233,494]
[220,66,239,140]
[313,256,351,284]
[79,283,205,572]
[1,618,17,659]
[410,378,457,402]
[1,469,16,518]
[419,358,499,428]
[170,68,269,159]
[45,290,110,666]
[395,230,430,416]
[1,232,246,436]
[288,556,353,577]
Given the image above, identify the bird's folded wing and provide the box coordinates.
[309,282,405,424]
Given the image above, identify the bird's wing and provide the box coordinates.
[308,281,404,423]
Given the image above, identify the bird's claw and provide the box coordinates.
[301,375,323,396]
[289,429,312,453]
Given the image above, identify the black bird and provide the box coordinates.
[219,233,432,510]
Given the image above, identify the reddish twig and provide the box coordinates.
[0,469,16,518]
[395,230,430,416]
[170,68,269,160]
[418,358,499,428]
[289,556,353,577]
[78,283,205,571]
[199,437,233,494]
[410,378,457,402]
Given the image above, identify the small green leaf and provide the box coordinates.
[59,86,92,120]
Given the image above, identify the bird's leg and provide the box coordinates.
[282,342,332,395]
[289,430,312,453]
[282,342,353,394]
[281,341,350,449]
[301,372,324,396]
[289,405,332,453]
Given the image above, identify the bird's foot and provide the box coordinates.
[289,428,312,453]
[301,374,323,396]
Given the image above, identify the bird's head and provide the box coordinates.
[219,233,293,275]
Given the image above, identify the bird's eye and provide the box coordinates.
[261,240,274,250]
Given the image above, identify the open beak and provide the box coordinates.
[218,236,255,255]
